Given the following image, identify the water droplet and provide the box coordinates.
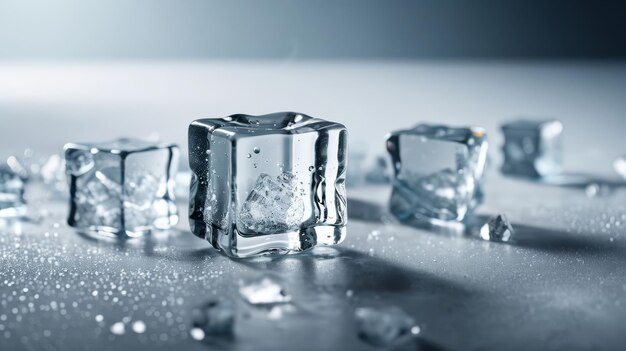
[110,322,125,335]
[253,147,260,154]
[95,314,104,322]
[309,166,315,172]
[132,320,146,334]
[246,154,252,158]
[190,327,205,340]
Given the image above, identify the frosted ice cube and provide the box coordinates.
[191,300,235,337]
[386,124,488,222]
[480,214,514,242]
[239,276,292,305]
[355,306,418,347]
[65,138,179,237]
[501,119,563,178]
[0,166,26,218]
[189,112,347,258]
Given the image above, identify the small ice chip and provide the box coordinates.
[239,276,292,305]
[480,214,514,242]
[191,300,235,337]
[109,322,125,335]
[355,306,418,347]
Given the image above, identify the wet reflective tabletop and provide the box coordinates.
[1,62,626,350]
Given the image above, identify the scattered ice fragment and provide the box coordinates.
[191,300,235,337]
[239,276,292,305]
[355,306,418,347]
[0,166,27,218]
[131,320,146,334]
[190,327,206,341]
[109,322,125,335]
[237,172,306,234]
[614,155,626,179]
[480,214,514,242]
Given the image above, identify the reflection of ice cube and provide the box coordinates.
[355,306,418,347]
[501,119,562,178]
[65,138,179,237]
[191,300,235,337]
[237,172,306,233]
[386,124,487,222]
[0,166,27,218]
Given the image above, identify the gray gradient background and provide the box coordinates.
[1,0,626,60]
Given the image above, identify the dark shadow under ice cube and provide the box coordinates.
[188,112,347,258]
[64,138,179,238]
[386,124,488,222]
[501,119,563,178]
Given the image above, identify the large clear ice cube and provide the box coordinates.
[64,138,179,237]
[386,124,488,222]
[501,119,563,178]
[188,112,347,258]
[0,166,27,218]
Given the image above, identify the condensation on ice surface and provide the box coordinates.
[237,172,307,234]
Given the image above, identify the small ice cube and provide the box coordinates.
[480,214,514,242]
[501,119,563,178]
[239,276,292,305]
[191,300,235,336]
[355,306,418,347]
[386,124,488,222]
[237,172,306,233]
[65,138,179,237]
[0,166,27,218]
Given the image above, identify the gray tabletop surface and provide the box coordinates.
[1,61,626,351]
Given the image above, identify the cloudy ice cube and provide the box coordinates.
[239,276,292,305]
[386,124,487,222]
[501,119,563,178]
[188,112,347,258]
[65,138,179,237]
[191,300,235,337]
[0,166,26,218]
[355,306,419,347]
[480,214,514,242]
